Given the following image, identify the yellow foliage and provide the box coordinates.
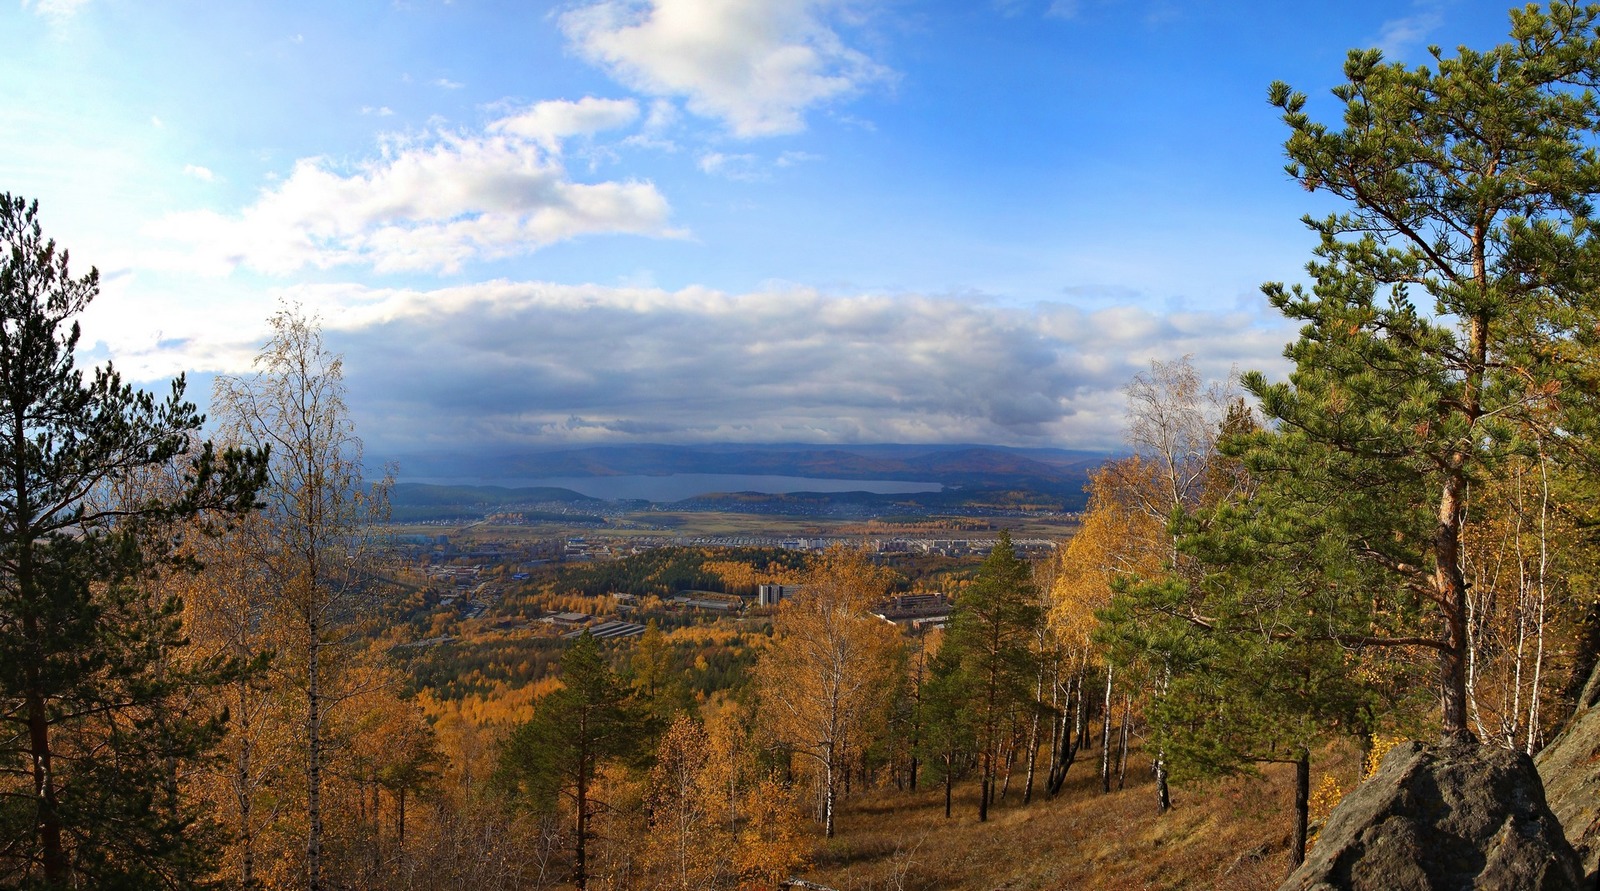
[755,546,904,836]
[1306,774,1343,851]
[702,559,790,594]
[1364,733,1406,779]
[1049,460,1166,654]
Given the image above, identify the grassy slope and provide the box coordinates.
[797,745,1362,891]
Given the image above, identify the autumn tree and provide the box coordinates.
[1046,460,1163,797]
[0,195,263,886]
[1458,448,1595,751]
[1124,358,1241,569]
[213,306,390,889]
[643,715,720,889]
[628,619,689,720]
[755,546,903,837]
[181,514,297,888]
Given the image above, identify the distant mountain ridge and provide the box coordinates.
[387,441,1113,511]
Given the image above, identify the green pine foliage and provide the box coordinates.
[939,531,1042,821]
[915,645,978,819]
[495,631,646,890]
[1252,1,1600,736]
[0,195,264,887]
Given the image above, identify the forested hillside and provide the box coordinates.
[7,3,1600,890]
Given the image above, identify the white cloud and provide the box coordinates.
[148,98,676,275]
[361,105,396,117]
[562,0,892,137]
[1372,2,1445,60]
[22,0,89,23]
[488,96,640,150]
[698,151,763,180]
[434,77,464,89]
[643,98,679,132]
[1045,0,1079,19]
[183,164,215,181]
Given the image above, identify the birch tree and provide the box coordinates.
[214,306,389,890]
[755,546,902,838]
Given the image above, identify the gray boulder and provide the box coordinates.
[1536,664,1600,881]
[1279,739,1582,891]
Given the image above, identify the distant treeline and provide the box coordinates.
[537,545,810,598]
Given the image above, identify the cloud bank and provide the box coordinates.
[105,281,1293,457]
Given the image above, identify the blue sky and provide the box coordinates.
[1,0,1520,463]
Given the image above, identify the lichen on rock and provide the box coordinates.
[1280,739,1582,891]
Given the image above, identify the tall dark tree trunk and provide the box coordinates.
[1048,673,1083,797]
[1117,694,1131,790]
[307,616,324,891]
[1154,754,1171,813]
[575,736,590,891]
[1292,749,1310,868]
[978,754,991,822]
[397,786,407,860]
[17,462,65,883]
[1439,467,1473,740]
[28,684,65,881]
[944,755,954,819]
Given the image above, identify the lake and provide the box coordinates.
[406,473,944,503]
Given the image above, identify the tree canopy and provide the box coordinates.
[1249,0,1600,739]
[0,194,263,887]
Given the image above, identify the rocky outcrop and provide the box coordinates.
[1536,664,1600,881]
[1279,739,1582,891]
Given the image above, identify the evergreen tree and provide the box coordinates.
[0,195,263,887]
[1255,1,1600,740]
[941,531,1041,821]
[496,631,640,891]
[1102,556,1383,868]
[915,644,975,819]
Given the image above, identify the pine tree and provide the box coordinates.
[496,631,641,891]
[941,531,1041,821]
[916,643,976,819]
[1255,1,1600,740]
[0,194,263,886]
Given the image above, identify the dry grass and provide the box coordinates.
[795,744,1363,891]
